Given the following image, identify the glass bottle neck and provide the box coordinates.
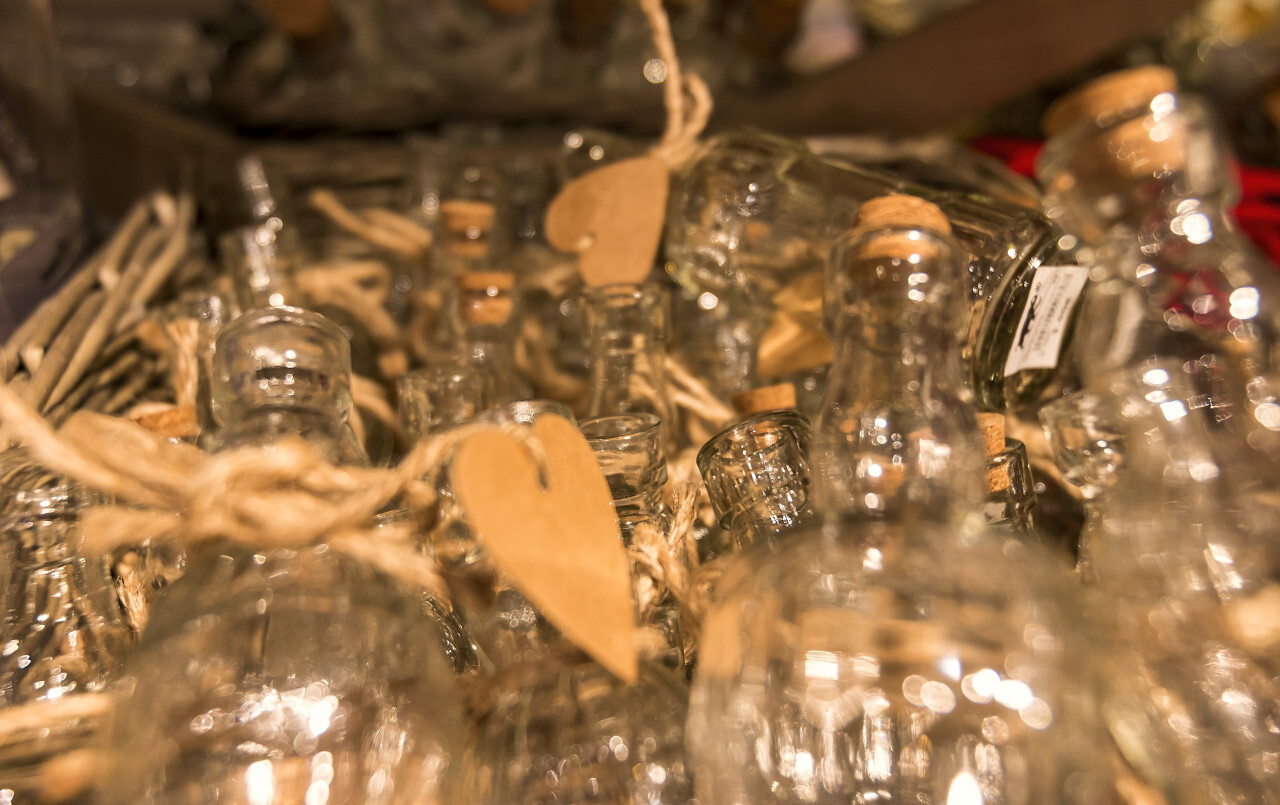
[585,334,672,423]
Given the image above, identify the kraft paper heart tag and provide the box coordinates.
[544,155,669,287]
[451,414,639,683]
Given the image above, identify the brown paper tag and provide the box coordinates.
[452,414,639,682]
[544,156,669,287]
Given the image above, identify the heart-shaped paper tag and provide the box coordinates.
[451,414,638,682]
[544,155,669,287]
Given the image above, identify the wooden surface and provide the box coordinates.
[713,0,1202,134]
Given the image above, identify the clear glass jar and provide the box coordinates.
[1037,73,1280,442]
[687,513,1110,805]
[582,283,675,432]
[1086,360,1280,803]
[697,409,816,554]
[101,307,466,803]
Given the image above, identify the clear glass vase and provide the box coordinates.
[101,307,467,803]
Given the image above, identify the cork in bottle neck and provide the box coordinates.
[1041,65,1178,138]
[733,383,798,417]
[457,271,516,326]
[849,194,951,260]
[441,200,497,258]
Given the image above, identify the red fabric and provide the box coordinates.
[970,135,1280,266]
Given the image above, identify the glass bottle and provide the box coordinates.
[396,365,493,442]
[666,130,1081,412]
[811,194,981,521]
[101,307,465,803]
[580,412,683,670]
[696,409,816,554]
[1085,359,1280,803]
[685,198,1114,805]
[445,403,694,805]
[1038,390,1125,579]
[450,270,532,405]
[1037,66,1280,443]
[582,283,676,430]
[0,448,128,797]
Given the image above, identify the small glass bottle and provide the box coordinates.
[696,409,816,554]
[0,448,128,797]
[396,364,493,441]
[446,403,694,805]
[450,270,532,405]
[102,307,465,803]
[811,194,981,522]
[685,198,1114,805]
[0,452,125,707]
[1037,65,1280,442]
[1038,390,1125,579]
[580,412,683,670]
[582,283,676,430]
[974,412,1040,538]
[1086,359,1280,803]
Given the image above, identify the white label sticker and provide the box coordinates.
[0,158,13,203]
[1003,265,1091,377]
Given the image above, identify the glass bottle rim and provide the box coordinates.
[216,305,350,358]
[696,410,811,478]
[580,412,664,445]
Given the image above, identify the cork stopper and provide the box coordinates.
[457,270,516,326]
[853,194,953,236]
[440,199,497,258]
[975,412,1006,458]
[850,194,952,261]
[1041,65,1178,137]
[976,412,1011,494]
[732,383,797,416]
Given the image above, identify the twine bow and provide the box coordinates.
[0,381,533,602]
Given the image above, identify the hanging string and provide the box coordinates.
[639,0,714,169]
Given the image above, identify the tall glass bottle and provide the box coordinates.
[1086,360,1280,803]
[582,283,675,429]
[1037,65,1280,443]
[451,270,532,405]
[686,195,1112,805]
[101,307,465,804]
[811,194,980,521]
[446,403,694,805]
[697,409,816,554]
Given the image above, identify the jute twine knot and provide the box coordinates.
[0,380,538,603]
[626,480,723,657]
